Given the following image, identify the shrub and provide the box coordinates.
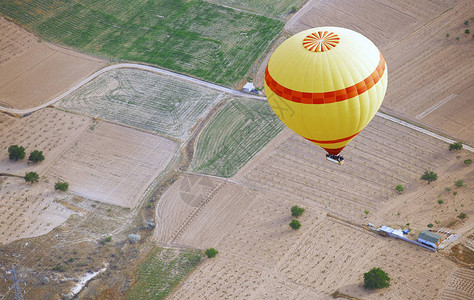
[454,180,464,187]
[8,145,25,161]
[437,199,444,204]
[24,172,39,183]
[395,184,404,193]
[28,150,45,163]
[363,267,390,289]
[465,20,469,25]
[291,205,305,218]
[466,29,471,34]
[54,181,69,191]
[464,159,472,165]
[456,36,460,41]
[446,33,450,38]
[128,234,141,244]
[449,142,463,151]
[445,187,452,192]
[421,171,437,184]
[52,265,65,272]
[364,209,370,215]
[205,248,218,258]
[427,223,433,228]
[289,219,301,230]
[100,236,112,245]
[458,213,467,220]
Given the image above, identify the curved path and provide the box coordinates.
[1,63,472,152]
[0,63,264,116]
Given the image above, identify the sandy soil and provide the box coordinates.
[154,114,473,298]
[260,0,474,144]
[47,121,178,208]
[0,17,106,110]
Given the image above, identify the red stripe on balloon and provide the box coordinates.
[265,53,385,104]
[304,131,360,144]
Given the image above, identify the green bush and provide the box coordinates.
[464,159,472,165]
[28,150,45,163]
[458,213,467,220]
[205,248,218,258]
[291,205,305,218]
[427,223,433,228]
[437,199,444,204]
[454,180,464,187]
[421,171,437,184]
[24,172,39,183]
[449,142,463,151]
[395,184,404,193]
[289,219,301,230]
[363,267,390,289]
[465,29,471,34]
[8,145,25,161]
[54,181,69,191]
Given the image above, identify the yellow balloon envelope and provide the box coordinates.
[265,27,388,156]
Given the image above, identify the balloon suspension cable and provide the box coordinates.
[326,154,344,165]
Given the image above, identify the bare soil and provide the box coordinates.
[0,17,106,110]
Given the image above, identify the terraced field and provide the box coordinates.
[191,98,285,177]
[57,68,223,141]
[441,268,474,300]
[0,0,283,86]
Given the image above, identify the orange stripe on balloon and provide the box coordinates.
[304,131,361,144]
[265,53,385,104]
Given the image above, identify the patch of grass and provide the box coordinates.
[208,0,305,18]
[191,98,285,177]
[0,0,283,86]
[58,68,222,140]
[126,247,202,300]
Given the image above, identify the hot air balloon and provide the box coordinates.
[264,27,387,164]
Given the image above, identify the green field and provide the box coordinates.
[0,0,283,86]
[126,247,203,300]
[57,68,222,140]
[208,0,306,19]
[191,98,285,177]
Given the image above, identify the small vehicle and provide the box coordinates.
[326,154,344,165]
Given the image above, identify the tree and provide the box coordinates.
[8,145,25,161]
[291,205,305,218]
[421,171,437,184]
[289,219,301,230]
[449,142,463,151]
[458,213,467,220]
[454,179,464,187]
[28,150,45,163]
[395,184,404,193]
[363,267,390,289]
[205,248,218,258]
[24,172,39,183]
[54,181,69,191]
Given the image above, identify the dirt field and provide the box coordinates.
[0,16,106,110]
[271,0,474,144]
[153,113,473,299]
[47,121,178,208]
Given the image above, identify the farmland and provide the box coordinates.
[191,98,285,177]
[0,16,106,110]
[126,247,203,300]
[207,0,305,19]
[0,0,283,86]
[57,68,223,141]
[47,121,177,208]
[237,115,452,221]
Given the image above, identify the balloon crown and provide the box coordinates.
[302,31,339,52]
